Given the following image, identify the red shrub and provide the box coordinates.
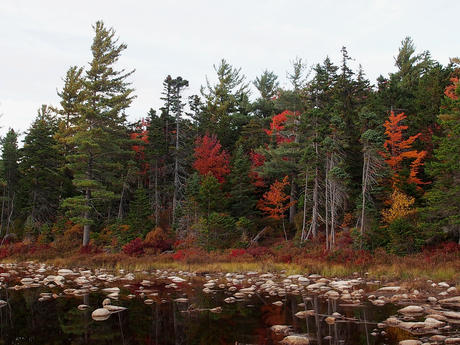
[229,249,247,258]
[247,246,273,259]
[122,238,145,256]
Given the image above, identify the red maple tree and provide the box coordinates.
[193,134,230,183]
[264,110,299,143]
[130,119,149,175]
[380,111,427,187]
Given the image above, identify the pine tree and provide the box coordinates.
[62,21,135,246]
[0,129,20,236]
[227,145,257,218]
[424,73,460,242]
[19,105,62,228]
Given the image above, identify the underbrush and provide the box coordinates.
[1,239,459,283]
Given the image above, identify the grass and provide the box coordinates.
[2,244,460,285]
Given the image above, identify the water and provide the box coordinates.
[0,282,402,345]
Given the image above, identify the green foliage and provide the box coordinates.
[196,212,236,250]
[127,188,152,236]
[386,217,423,255]
[198,173,225,216]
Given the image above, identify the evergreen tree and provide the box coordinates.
[0,128,20,235]
[62,21,135,246]
[19,105,62,228]
[227,145,257,218]
[423,71,460,243]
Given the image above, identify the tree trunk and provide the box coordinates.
[289,177,295,224]
[154,161,159,226]
[83,187,91,247]
[311,164,319,239]
[325,158,329,250]
[172,115,180,226]
[301,171,308,241]
[117,174,126,221]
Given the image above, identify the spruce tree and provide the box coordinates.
[62,21,135,246]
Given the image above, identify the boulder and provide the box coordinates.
[280,335,310,345]
[398,341,421,345]
[398,306,424,314]
[91,308,110,321]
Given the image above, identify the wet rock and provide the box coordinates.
[144,299,154,305]
[378,286,401,292]
[102,287,120,293]
[174,298,188,303]
[20,277,35,285]
[294,311,308,319]
[280,334,310,344]
[447,287,457,293]
[270,325,292,335]
[210,307,222,313]
[443,311,460,319]
[398,341,421,345]
[272,301,283,307]
[445,338,460,344]
[430,335,446,342]
[92,308,110,321]
[102,298,111,306]
[224,297,236,304]
[58,269,74,276]
[399,306,424,314]
[0,300,7,307]
[439,296,460,308]
[103,305,127,313]
[325,316,335,325]
[77,304,89,310]
[427,296,437,303]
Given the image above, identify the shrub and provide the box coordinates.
[122,238,145,256]
[247,246,273,259]
[144,227,173,252]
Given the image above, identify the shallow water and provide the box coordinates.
[0,282,403,345]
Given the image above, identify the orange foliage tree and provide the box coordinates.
[380,111,427,188]
[193,134,230,183]
[257,176,295,240]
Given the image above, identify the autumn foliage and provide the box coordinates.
[381,189,416,224]
[380,111,427,187]
[264,110,299,143]
[193,134,230,183]
[257,176,295,220]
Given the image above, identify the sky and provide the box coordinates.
[0,0,457,137]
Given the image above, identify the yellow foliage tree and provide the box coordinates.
[381,189,416,224]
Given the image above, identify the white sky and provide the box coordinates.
[0,0,457,137]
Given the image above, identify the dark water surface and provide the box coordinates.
[0,282,403,345]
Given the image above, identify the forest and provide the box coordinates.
[1,21,459,263]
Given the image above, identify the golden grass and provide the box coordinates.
[3,250,460,285]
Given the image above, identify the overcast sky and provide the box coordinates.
[0,0,457,137]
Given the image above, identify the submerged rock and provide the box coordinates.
[270,325,292,335]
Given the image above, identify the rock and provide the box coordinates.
[424,317,445,328]
[144,299,154,305]
[58,269,74,276]
[272,301,283,307]
[280,335,310,344]
[445,338,460,344]
[398,341,421,345]
[91,308,110,321]
[447,287,458,293]
[378,286,401,292]
[443,311,460,319]
[224,297,236,304]
[295,311,308,319]
[0,300,7,307]
[325,317,335,325]
[103,305,127,313]
[399,306,424,314]
[427,296,437,303]
[20,278,34,285]
[439,296,460,307]
[77,304,89,310]
[102,287,120,293]
[174,298,188,303]
[438,282,450,288]
[270,325,292,335]
[210,307,222,313]
[430,335,446,342]
[102,298,111,306]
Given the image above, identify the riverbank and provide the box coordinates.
[1,242,459,287]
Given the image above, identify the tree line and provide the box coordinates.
[1,21,459,254]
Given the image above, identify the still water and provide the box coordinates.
[0,281,401,345]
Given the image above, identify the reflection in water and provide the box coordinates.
[0,282,405,345]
